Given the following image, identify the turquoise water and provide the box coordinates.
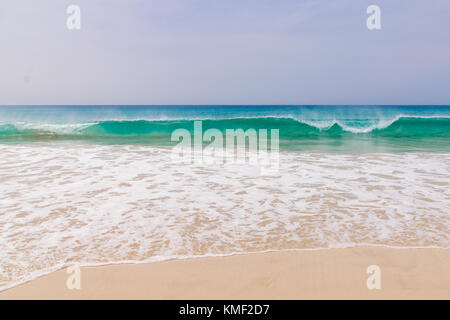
[0,105,449,152]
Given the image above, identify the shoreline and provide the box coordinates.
[0,244,447,293]
[1,246,449,299]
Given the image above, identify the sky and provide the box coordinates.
[0,0,449,105]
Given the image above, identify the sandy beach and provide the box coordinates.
[1,247,448,300]
[2,0,450,303]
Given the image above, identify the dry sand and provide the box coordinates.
[1,247,449,300]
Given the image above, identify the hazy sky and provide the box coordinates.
[0,0,449,105]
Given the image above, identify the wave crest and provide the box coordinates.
[0,116,449,141]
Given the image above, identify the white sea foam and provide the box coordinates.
[12,122,99,134]
[0,144,449,291]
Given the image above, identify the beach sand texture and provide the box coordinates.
[1,247,449,299]
[0,144,449,294]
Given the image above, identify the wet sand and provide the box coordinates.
[1,247,449,300]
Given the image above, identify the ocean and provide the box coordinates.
[0,105,449,291]
[0,105,449,151]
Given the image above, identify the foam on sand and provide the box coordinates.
[0,144,449,290]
